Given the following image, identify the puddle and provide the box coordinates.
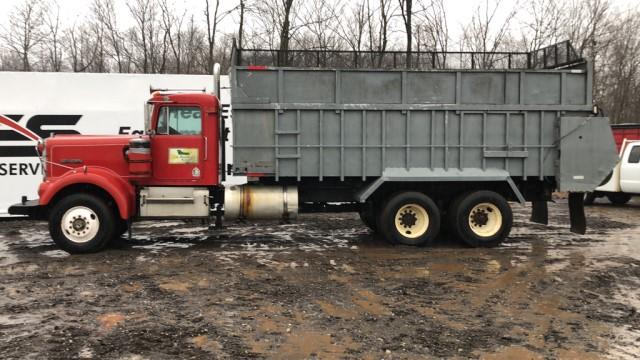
[0,238,19,266]
[0,313,43,326]
[1,206,640,359]
[41,249,70,258]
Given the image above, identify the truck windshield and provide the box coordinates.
[156,106,202,135]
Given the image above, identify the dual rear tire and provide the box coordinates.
[374,190,512,247]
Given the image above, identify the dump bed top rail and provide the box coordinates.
[233,40,583,71]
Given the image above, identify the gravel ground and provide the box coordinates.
[1,199,640,359]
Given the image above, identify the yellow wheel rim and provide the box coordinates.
[394,203,429,238]
[468,202,502,237]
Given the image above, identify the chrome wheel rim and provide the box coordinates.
[61,206,99,243]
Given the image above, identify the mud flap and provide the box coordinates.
[568,192,586,234]
[530,201,548,225]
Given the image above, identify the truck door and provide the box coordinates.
[151,105,206,184]
[620,144,640,193]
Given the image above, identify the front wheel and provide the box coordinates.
[607,193,632,205]
[377,192,440,246]
[49,194,116,253]
[115,219,129,238]
[448,191,513,247]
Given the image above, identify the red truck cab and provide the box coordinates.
[9,91,222,253]
[142,92,220,187]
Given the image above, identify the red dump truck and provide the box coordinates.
[8,42,618,253]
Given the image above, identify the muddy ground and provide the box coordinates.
[1,199,640,359]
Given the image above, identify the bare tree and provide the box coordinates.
[64,20,104,72]
[336,0,369,53]
[160,0,187,73]
[598,11,640,123]
[92,0,129,72]
[1,0,46,71]
[365,0,395,66]
[204,0,221,73]
[367,0,394,53]
[519,0,563,52]
[563,0,610,58]
[238,0,246,49]
[461,0,518,68]
[250,0,307,65]
[563,0,611,97]
[42,1,63,71]
[203,0,237,73]
[399,0,412,67]
[413,0,448,67]
[127,0,165,73]
[279,0,295,64]
[183,15,206,74]
[300,0,344,51]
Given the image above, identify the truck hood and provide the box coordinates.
[46,134,144,178]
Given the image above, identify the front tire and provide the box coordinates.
[49,194,115,253]
[115,219,129,238]
[448,191,512,247]
[607,193,631,205]
[377,192,440,246]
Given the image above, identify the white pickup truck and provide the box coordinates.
[585,139,640,205]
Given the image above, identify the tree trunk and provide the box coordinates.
[279,0,294,66]
[238,0,245,49]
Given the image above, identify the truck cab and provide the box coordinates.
[142,92,220,186]
[586,139,640,205]
[9,91,224,253]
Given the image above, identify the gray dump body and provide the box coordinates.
[230,46,618,195]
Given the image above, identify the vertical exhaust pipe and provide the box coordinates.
[212,63,221,97]
[212,62,225,182]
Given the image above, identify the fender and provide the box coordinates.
[355,167,526,204]
[38,167,136,220]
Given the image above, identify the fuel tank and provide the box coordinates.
[224,185,298,220]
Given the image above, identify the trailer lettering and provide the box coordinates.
[0,162,40,176]
[118,126,144,135]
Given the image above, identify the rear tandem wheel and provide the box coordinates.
[447,191,513,247]
[377,191,441,246]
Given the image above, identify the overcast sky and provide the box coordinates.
[0,0,638,45]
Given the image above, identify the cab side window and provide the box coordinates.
[628,146,640,164]
[157,106,202,135]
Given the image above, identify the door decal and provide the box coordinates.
[168,148,199,164]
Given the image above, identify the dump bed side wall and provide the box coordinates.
[231,67,594,181]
